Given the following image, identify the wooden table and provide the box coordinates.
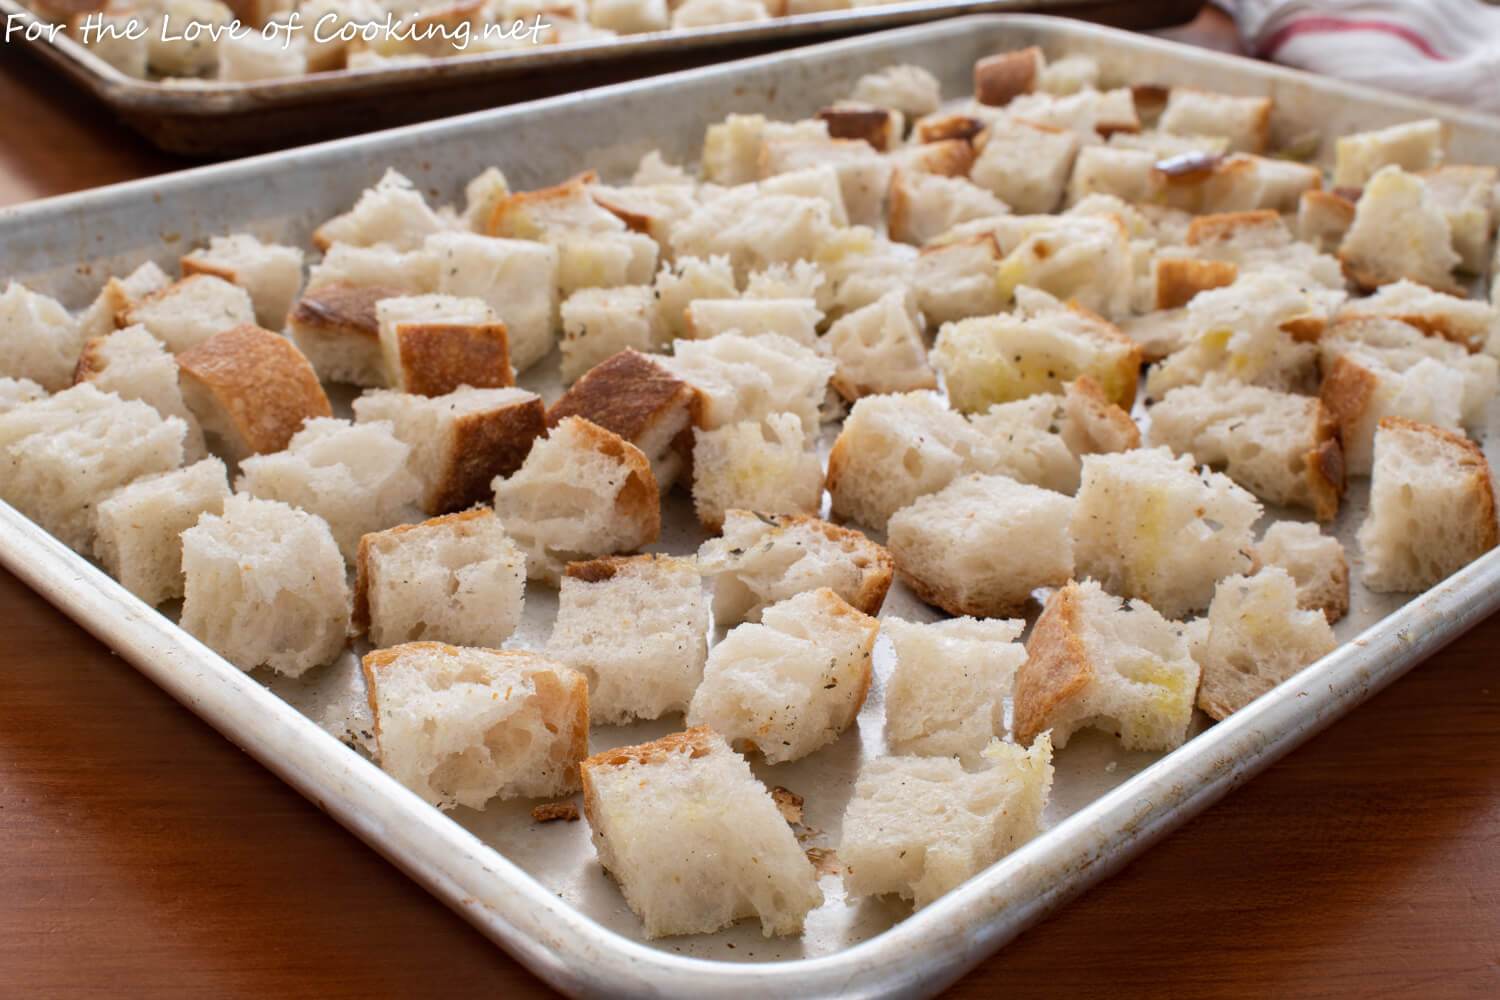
[2,8,1498,997]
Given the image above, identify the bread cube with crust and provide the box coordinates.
[181,234,305,329]
[992,215,1135,320]
[0,283,84,393]
[76,261,171,342]
[1357,417,1499,592]
[355,386,544,515]
[1192,567,1337,720]
[425,232,559,374]
[492,416,659,584]
[699,113,829,186]
[547,554,709,723]
[1339,279,1499,354]
[124,275,258,355]
[1420,165,1497,273]
[684,297,822,347]
[1004,87,1140,138]
[1333,118,1446,189]
[839,738,1053,909]
[1065,146,1157,205]
[1015,579,1199,749]
[486,170,622,240]
[313,169,447,252]
[823,290,935,401]
[92,458,231,607]
[1072,447,1261,619]
[555,231,660,296]
[1339,166,1462,294]
[580,727,823,938]
[180,495,350,676]
[307,243,439,295]
[817,103,903,152]
[687,588,878,763]
[914,233,1011,325]
[663,332,833,434]
[882,617,1026,762]
[1158,88,1271,153]
[850,64,941,118]
[363,643,588,809]
[375,294,512,396]
[690,413,823,531]
[591,182,704,252]
[761,137,891,228]
[354,508,524,649]
[888,170,1010,245]
[1253,521,1349,623]
[73,324,207,461]
[964,395,1084,495]
[1297,189,1357,252]
[652,255,738,341]
[1039,54,1099,95]
[559,285,662,384]
[287,282,395,388]
[461,166,510,231]
[973,46,1044,106]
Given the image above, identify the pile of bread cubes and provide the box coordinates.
[3,44,1498,941]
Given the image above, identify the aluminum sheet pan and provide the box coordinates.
[3,15,1500,998]
[0,0,1203,155]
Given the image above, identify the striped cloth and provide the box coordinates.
[1230,0,1500,114]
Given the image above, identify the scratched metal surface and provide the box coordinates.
[2,16,1499,997]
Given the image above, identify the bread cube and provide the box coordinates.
[313,169,446,252]
[0,377,44,414]
[652,255,738,341]
[1296,189,1357,253]
[580,727,822,938]
[850,64,941,118]
[1339,166,1461,294]
[663,332,833,434]
[492,416,659,584]
[124,274,258,355]
[307,243,439,295]
[76,261,171,342]
[671,188,837,282]
[0,283,84,392]
[963,380,1137,495]
[887,170,1009,246]
[991,216,1136,320]
[486,170,622,240]
[424,232,559,374]
[1152,256,1238,310]
[699,113,826,186]
[1039,54,1099,95]
[459,167,510,232]
[547,554,708,723]
[1065,146,1157,205]
[1193,568,1337,720]
[839,738,1053,908]
[73,325,207,461]
[882,617,1026,762]
[558,285,662,384]
[671,0,768,30]
[1005,87,1140,138]
[1339,278,1499,353]
[1357,417,1498,591]
[287,282,394,387]
[0,384,185,552]
[363,643,588,808]
[1333,118,1446,189]
[554,231,660,297]
[1158,87,1271,154]
[886,138,977,180]
[1148,379,1344,520]
[92,458,230,607]
[1419,165,1497,273]
[823,290,935,401]
[690,412,823,531]
[973,46,1043,106]
[591,182,703,253]
[354,508,523,649]
[354,385,544,515]
[888,473,1073,618]
[817,103,903,152]
[375,294,512,397]
[181,234,305,329]
[1196,154,1322,215]
[1253,521,1349,623]
[912,234,1007,326]
[1072,448,1261,619]
[177,324,331,460]
[1015,579,1198,749]
[762,139,890,228]
[687,588,877,763]
[588,0,667,33]
[684,298,822,347]
[180,495,350,676]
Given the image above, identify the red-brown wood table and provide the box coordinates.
[2,8,1498,997]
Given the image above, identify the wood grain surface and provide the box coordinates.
[2,7,1499,997]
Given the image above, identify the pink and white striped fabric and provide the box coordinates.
[1229,0,1500,114]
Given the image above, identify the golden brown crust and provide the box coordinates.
[1151,150,1225,189]
[1380,417,1500,559]
[1280,313,1326,342]
[1339,257,1466,298]
[805,587,879,718]
[1300,188,1356,228]
[1306,401,1345,523]
[1013,582,1093,747]
[1344,309,1483,352]
[1185,209,1283,247]
[176,323,331,456]
[546,349,701,442]
[1065,374,1141,452]
[913,113,986,146]
[583,726,717,772]
[896,567,1030,620]
[557,416,662,546]
[1130,83,1171,121]
[70,334,111,385]
[353,509,497,632]
[973,47,1042,107]
[731,512,895,615]
[431,394,546,514]
[563,551,687,584]
[179,256,238,285]
[885,169,918,246]
[288,282,399,341]
[816,106,899,151]
[486,170,600,239]
[1154,257,1238,310]
[905,138,976,178]
[1319,353,1378,453]
[589,190,654,236]
[531,801,580,823]
[388,318,513,397]
[1066,301,1143,410]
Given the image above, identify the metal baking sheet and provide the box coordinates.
[0,0,1203,156]
[3,15,1500,997]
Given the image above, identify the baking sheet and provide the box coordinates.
[3,14,1500,997]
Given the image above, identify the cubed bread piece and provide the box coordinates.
[1060,375,1141,456]
[580,727,822,938]
[92,458,230,607]
[76,261,170,342]
[1338,279,1499,353]
[180,494,350,676]
[491,416,659,584]
[486,170,621,240]
[932,295,1141,413]
[307,243,439,295]
[181,234,305,329]
[964,395,1084,494]
[753,162,847,230]
[1195,154,1322,215]
[1333,118,1446,189]
[1339,166,1461,294]
[1296,189,1357,252]
[0,384,185,552]
[1158,88,1272,154]
[559,285,662,384]
[761,139,890,229]
[547,554,708,723]
[817,103,902,152]
[671,0,768,29]
[1182,211,1347,304]
[0,283,84,392]
[1152,256,1238,310]
[287,281,395,387]
[1014,579,1200,749]
[375,294,512,396]
[886,138,977,180]
[823,290,936,401]
[992,216,1136,320]
[698,509,892,625]
[124,275,258,355]
[662,332,833,434]
[913,234,1008,326]
[1072,447,1261,619]
[1148,379,1344,520]
[177,324,331,460]
[354,386,543,515]
[363,642,587,808]
[1193,567,1337,720]
[1005,87,1140,138]
[237,417,422,562]
[671,188,837,281]
[546,349,700,492]
[973,46,1044,106]
[73,324,207,461]
[686,588,877,763]
[1357,417,1498,591]
[313,169,446,252]
[699,113,826,186]
[888,170,1010,246]
[684,297,822,347]
[690,412,823,531]
[1253,521,1349,622]
[554,230,660,297]
[652,255,739,341]
[888,473,1073,618]
[354,508,524,648]
[591,182,703,252]
[816,227,919,316]
[839,738,1053,908]
[461,166,510,231]
[882,617,1026,762]
[0,377,44,414]
[1419,165,1497,273]
[586,0,665,31]
[424,232,559,374]
[850,64,941,118]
